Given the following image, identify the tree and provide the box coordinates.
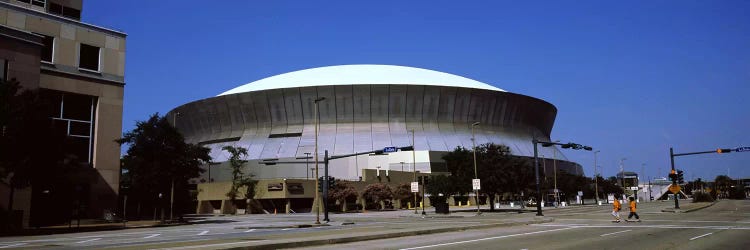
[117,113,210,219]
[714,175,733,199]
[600,176,623,198]
[425,175,460,205]
[441,147,474,196]
[0,78,73,224]
[328,181,357,212]
[475,143,533,211]
[222,145,258,213]
[392,183,413,209]
[362,183,393,210]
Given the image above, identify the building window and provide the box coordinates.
[48,3,62,15]
[47,3,81,20]
[62,6,81,20]
[31,0,45,7]
[40,35,54,63]
[0,59,7,81]
[43,90,97,164]
[79,43,100,72]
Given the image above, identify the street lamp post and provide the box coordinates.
[170,112,179,222]
[471,122,481,215]
[533,139,593,216]
[304,152,310,180]
[412,129,418,214]
[594,150,600,204]
[532,140,543,216]
[313,97,326,224]
[620,158,627,200]
[553,148,558,207]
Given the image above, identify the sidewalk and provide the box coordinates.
[4,219,187,236]
[661,201,715,213]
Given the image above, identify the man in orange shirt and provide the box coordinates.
[611,198,621,222]
[626,196,641,222]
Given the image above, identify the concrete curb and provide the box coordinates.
[227,217,554,250]
[661,202,715,213]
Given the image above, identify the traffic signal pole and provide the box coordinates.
[669,146,735,209]
[669,148,679,209]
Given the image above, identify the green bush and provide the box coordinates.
[692,192,714,203]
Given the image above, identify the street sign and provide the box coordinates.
[472,179,481,190]
[735,146,750,152]
[383,147,397,153]
[630,187,638,190]
[577,191,583,196]
[669,185,681,194]
[411,182,419,193]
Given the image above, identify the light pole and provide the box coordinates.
[641,163,646,202]
[313,97,325,224]
[304,152,311,180]
[534,140,593,216]
[619,158,627,200]
[170,112,179,222]
[553,147,558,207]
[471,122,481,215]
[594,150,600,204]
[411,129,418,214]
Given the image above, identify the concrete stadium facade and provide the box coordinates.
[168,65,583,184]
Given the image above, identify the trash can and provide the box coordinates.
[434,203,449,214]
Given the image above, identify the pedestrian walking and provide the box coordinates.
[626,196,641,222]
[611,198,621,222]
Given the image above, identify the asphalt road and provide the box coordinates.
[298,200,750,250]
[0,207,543,249]
[0,200,746,249]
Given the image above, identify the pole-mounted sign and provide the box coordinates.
[735,147,750,152]
[472,179,481,190]
[383,147,397,153]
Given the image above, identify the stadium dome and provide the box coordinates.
[219,65,505,96]
[169,64,583,181]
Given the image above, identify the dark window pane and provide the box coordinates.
[32,0,45,7]
[62,6,81,20]
[69,121,90,136]
[48,3,62,15]
[79,43,99,71]
[41,35,53,62]
[67,136,90,163]
[0,59,7,81]
[62,93,94,121]
[52,119,67,136]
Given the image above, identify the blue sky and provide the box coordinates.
[84,1,749,181]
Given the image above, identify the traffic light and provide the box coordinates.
[677,170,684,184]
[328,176,337,189]
[668,169,677,182]
[717,148,732,154]
[318,176,324,191]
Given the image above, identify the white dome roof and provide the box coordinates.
[218,64,504,96]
